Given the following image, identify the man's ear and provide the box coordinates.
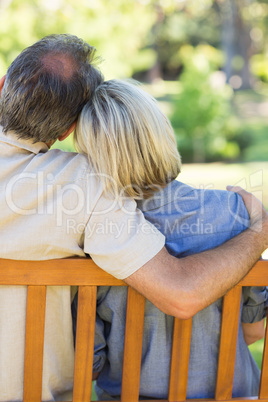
[0,75,6,97]
[58,121,77,142]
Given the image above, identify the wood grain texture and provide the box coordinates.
[0,258,266,286]
[240,259,268,286]
[168,317,192,401]
[23,285,46,402]
[121,287,146,402]
[73,286,97,402]
[0,258,125,286]
[0,257,266,401]
[215,286,242,400]
[259,310,268,398]
[84,398,268,402]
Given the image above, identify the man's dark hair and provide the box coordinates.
[0,34,104,142]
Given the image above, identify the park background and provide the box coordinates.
[0,0,267,382]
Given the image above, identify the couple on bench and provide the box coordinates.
[0,34,267,400]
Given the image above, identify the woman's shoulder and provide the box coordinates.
[138,179,250,232]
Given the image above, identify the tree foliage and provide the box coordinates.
[171,45,242,163]
[1,0,268,83]
[0,0,267,162]
[0,0,156,78]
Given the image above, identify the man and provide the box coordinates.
[0,34,267,400]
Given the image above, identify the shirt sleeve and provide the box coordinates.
[84,193,165,279]
[241,286,268,323]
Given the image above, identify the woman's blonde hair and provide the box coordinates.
[74,79,181,199]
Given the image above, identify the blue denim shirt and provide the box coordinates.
[90,181,267,399]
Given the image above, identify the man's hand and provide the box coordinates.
[227,185,268,241]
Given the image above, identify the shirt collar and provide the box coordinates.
[0,127,48,154]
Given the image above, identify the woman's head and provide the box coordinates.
[75,79,181,198]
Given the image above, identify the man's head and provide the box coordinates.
[0,34,104,143]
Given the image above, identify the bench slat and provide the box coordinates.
[215,286,242,400]
[121,287,145,402]
[259,311,268,398]
[23,285,46,402]
[0,258,266,402]
[56,399,268,402]
[0,259,125,286]
[0,258,267,286]
[73,286,97,402]
[240,259,268,286]
[168,317,192,401]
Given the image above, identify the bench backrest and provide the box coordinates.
[0,258,267,402]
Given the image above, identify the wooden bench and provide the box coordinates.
[0,258,267,402]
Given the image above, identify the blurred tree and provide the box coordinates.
[0,0,267,163]
[0,0,156,79]
[137,0,221,82]
[1,0,267,87]
[135,0,268,88]
[215,0,254,89]
[171,45,241,163]
[248,0,268,83]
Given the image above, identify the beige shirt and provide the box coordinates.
[0,129,164,401]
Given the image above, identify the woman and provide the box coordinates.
[74,79,267,399]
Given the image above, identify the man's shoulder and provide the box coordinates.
[42,147,88,165]
[35,148,92,181]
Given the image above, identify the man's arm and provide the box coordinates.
[125,187,268,319]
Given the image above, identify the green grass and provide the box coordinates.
[249,339,264,369]
[91,382,97,401]
[51,133,76,152]
[180,162,268,210]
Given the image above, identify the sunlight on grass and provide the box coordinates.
[249,339,264,369]
[91,382,97,401]
[180,162,268,209]
[51,133,76,153]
